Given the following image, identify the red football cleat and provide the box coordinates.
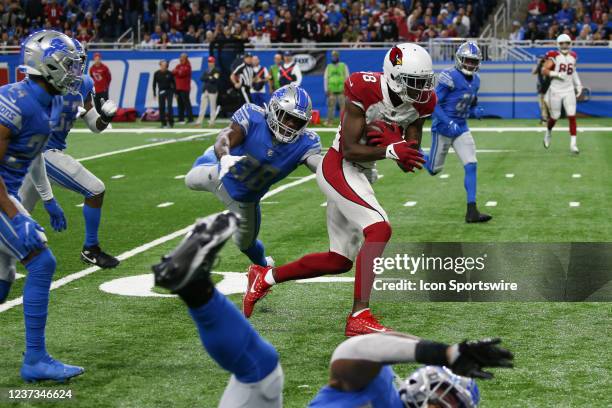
[345,309,392,337]
[242,265,272,318]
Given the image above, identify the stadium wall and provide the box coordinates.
[1,48,610,119]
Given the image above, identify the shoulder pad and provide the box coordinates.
[344,71,383,111]
[570,51,577,60]
[546,50,559,59]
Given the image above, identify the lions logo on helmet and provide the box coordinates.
[266,84,312,143]
[390,46,403,66]
[455,41,482,76]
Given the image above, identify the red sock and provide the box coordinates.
[354,221,392,302]
[568,116,577,136]
[274,251,353,283]
[547,118,556,130]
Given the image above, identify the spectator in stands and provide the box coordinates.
[153,60,175,128]
[169,27,183,44]
[268,53,282,92]
[196,56,220,127]
[250,28,271,48]
[77,27,92,44]
[168,1,186,30]
[577,24,592,40]
[151,25,163,44]
[509,21,524,41]
[89,53,112,114]
[140,32,154,48]
[279,51,302,87]
[250,56,270,108]
[278,10,298,42]
[324,50,349,126]
[184,3,202,31]
[24,0,44,28]
[184,26,199,44]
[99,0,122,41]
[173,53,194,124]
[45,0,63,27]
[578,14,598,33]
[299,9,320,43]
[524,20,545,40]
[454,7,470,37]
[380,13,399,41]
[528,0,547,16]
[556,1,575,25]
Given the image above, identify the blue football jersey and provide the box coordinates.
[0,79,62,196]
[211,103,321,202]
[47,74,95,151]
[432,67,480,135]
[309,366,404,408]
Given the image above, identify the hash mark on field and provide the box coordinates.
[75,203,84,207]
[572,174,582,178]
[569,202,581,207]
[0,174,317,314]
[485,201,498,207]
[174,174,186,179]
[111,174,125,179]
[505,173,514,178]
[403,201,417,207]
[15,273,24,280]
[320,202,327,207]
[261,201,279,204]
[439,174,449,179]
[157,202,175,208]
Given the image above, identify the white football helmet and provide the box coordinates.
[556,34,572,54]
[398,366,480,408]
[19,30,82,95]
[383,43,434,104]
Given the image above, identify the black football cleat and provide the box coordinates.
[152,211,238,293]
[465,203,492,223]
[81,245,120,268]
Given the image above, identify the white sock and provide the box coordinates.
[352,308,370,318]
[570,135,577,146]
[264,269,276,285]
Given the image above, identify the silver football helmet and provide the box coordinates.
[455,42,482,76]
[399,366,480,408]
[19,30,82,95]
[72,38,87,74]
[266,84,312,143]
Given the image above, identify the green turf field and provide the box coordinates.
[0,119,610,407]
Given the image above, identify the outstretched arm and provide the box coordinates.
[213,122,245,159]
[82,92,116,133]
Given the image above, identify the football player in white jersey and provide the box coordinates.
[541,34,584,154]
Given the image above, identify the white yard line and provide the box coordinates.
[569,202,581,207]
[505,173,515,178]
[111,174,125,179]
[0,174,317,313]
[403,201,417,207]
[439,174,449,179]
[485,201,498,207]
[157,202,175,208]
[572,174,582,178]
[76,132,216,162]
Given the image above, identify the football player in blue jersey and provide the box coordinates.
[19,38,119,269]
[185,84,322,268]
[426,42,492,223]
[0,30,85,382]
[152,211,513,408]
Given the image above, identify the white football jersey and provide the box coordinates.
[546,50,579,93]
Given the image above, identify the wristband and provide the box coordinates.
[415,340,450,366]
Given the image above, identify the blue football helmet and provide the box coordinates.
[19,30,82,95]
[399,366,480,408]
[455,41,482,76]
[266,84,312,143]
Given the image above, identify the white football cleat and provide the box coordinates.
[265,256,275,267]
[570,144,579,154]
[543,130,552,149]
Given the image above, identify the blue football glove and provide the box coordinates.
[471,106,485,120]
[11,214,45,253]
[43,198,67,232]
[446,120,463,137]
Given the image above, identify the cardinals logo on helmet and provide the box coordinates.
[389,47,403,66]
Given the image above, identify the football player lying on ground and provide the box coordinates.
[425,41,491,223]
[244,43,433,336]
[184,84,321,269]
[19,37,119,269]
[152,211,514,408]
[0,30,84,382]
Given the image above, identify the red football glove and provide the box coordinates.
[366,120,404,147]
[385,140,425,172]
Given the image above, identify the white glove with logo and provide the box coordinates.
[100,99,118,123]
[219,155,246,180]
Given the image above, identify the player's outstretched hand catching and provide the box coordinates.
[11,214,45,252]
[100,99,118,124]
[385,140,425,172]
[471,106,485,120]
[219,154,247,180]
[366,120,404,147]
[43,198,67,232]
[449,338,514,379]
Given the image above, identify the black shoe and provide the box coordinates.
[81,245,120,268]
[465,203,492,223]
[152,211,238,293]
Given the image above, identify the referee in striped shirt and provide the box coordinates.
[231,52,254,104]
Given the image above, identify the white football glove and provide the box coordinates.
[219,154,246,180]
[551,71,567,81]
[100,99,118,123]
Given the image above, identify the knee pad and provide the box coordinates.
[86,178,105,198]
[363,221,392,243]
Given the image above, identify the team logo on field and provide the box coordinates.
[389,47,403,66]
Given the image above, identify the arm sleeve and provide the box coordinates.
[292,64,302,86]
[331,334,419,364]
[572,67,583,91]
[231,104,254,135]
[299,131,322,164]
[0,96,22,134]
[29,153,54,201]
